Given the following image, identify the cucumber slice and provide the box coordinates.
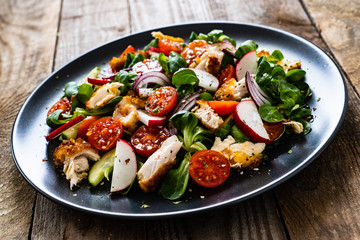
[83,66,101,83]
[59,122,81,140]
[88,148,116,187]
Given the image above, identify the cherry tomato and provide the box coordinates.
[158,38,183,53]
[208,101,239,115]
[189,150,231,188]
[130,125,170,157]
[47,97,71,119]
[109,45,136,72]
[132,59,162,75]
[145,86,177,116]
[77,116,99,139]
[263,121,285,142]
[218,64,236,85]
[181,40,209,65]
[87,117,123,151]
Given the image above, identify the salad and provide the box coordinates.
[45,29,312,200]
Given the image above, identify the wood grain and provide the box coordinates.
[0,0,61,239]
[274,49,360,239]
[271,0,360,239]
[4,0,358,239]
[30,0,147,238]
[302,0,360,92]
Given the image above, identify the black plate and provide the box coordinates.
[11,22,347,219]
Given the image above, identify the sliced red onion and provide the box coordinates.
[172,92,200,114]
[102,74,116,80]
[132,71,170,90]
[169,92,201,135]
[245,71,271,107]
[222,48,236,58]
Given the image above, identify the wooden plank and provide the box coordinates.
[30,0,145,239]
[128,0,321,239]
[146,192,286,240]
[274,81,360,239]
[271,1,360,239]
[302,0,360,92]
[0,0,61,239]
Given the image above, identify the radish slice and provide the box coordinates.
[191,69,219,92]
[45,115,84,141]
[211,42,236,52]
[148,46,170,56]
[137,109,167,127]
[132,71,170,90]
[236,50,257,80]
[233,100,270,143]
[110,140,137,194]
[245,71,271,107]
[137,88,154,98]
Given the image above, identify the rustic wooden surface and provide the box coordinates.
[1,0,359,239]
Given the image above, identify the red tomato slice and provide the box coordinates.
[263,121,285,142]
[181,40,209,65]
[145,86,177,116]
[87,117,123,151]
[218,64,236,85]
[158,38,183,53]
[77,116,99,139]
[47,97,72,119]
[208,101,238,115]
[130,125,170,157]
[189,150,230,188]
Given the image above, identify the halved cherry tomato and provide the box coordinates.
[263,121,285,142]
[130,125,170,157]
[109,45,136,72]
[158,38,183,53]
[77,116,99,139]
[132,59,162,74]
[181,40,209,65]
[87,117,123,151]
[218,64,236,85]
[208,101,238,115]
[145,86,177,116]
[189,150,230,188]
[47,97,71,119]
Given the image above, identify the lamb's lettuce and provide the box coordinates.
[189,29,236,47]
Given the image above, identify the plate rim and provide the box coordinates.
[11,21,348,219]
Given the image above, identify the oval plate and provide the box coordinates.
[11,22,347,219]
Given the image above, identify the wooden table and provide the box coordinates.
[1,0,359,239]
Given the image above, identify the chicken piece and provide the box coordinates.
[53,138,100,189]
[211,136,266,170]
[278,59,302,73]
[113,94,146,132]
[195,45,224,76]
[85,82,122,110]
[283,120,304,134]
[214,78,248,101]
[191,100,224,131]
[137,135,183,192]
